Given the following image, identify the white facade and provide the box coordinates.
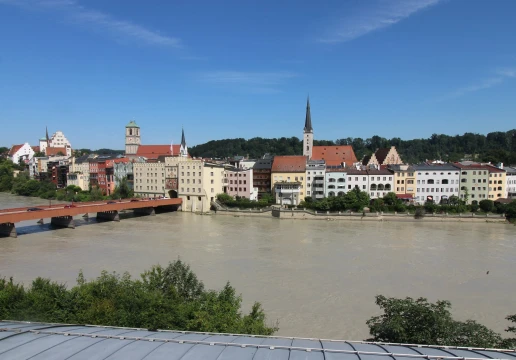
[347,171,369,193]
[9,143,34,164]
[133,162,166,198]
[305,160,325,199]
[125,121,141,156]
[325,170,347,197]
[414,165,460,204]
[274,182,302,205]
[49,131,71,149]
[505,166,516,199]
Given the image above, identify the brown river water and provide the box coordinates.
[0,192,515,340]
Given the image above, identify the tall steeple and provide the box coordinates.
[304,96,313,132]
[180,127,188,157]
[303,96,314,159]
[45,126,50,145]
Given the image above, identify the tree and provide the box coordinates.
[383,192,398,206]
[366,295,502,347]
[33,151,45,157]
[112,176,133,199]
[0,260,278,335]
[500,314,516,349]
[479,199,495,213]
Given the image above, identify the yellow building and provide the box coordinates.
[178,159,225,212]
[389,164,416,200]
[271,156,307,204]
[487,165,506,201]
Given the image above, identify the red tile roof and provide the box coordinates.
[271,156,307,172]
[136,145,182,159]
[311,145,357,166]
[113,157,130,163]
[46,147,67,156]
[396,194,414,199]
[32,146,40,153]
[8,144,24,157]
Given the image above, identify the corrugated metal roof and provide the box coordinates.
[1,321,516,360]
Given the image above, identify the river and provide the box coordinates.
[0,192,515,340]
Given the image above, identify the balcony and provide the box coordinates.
[314,180,325,184]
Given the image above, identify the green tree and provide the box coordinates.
[0,260,278,335]
[479,199,495,213]
[111,176,133,199]
[366,295,502,347]
[500,314,516,349]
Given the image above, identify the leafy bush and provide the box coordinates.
[414,207,425,219]
[0,260,278,335]
[367,295,502,348]
[479,199,495,213]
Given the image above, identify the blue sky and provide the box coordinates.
[1,0,515,149]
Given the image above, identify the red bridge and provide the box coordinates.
[0,198,182,238]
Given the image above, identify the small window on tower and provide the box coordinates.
[306,146,309,151]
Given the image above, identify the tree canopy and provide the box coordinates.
[0,259,278,335]
[189,130,516,164]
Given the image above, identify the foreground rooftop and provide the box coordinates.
[1,321,516,360]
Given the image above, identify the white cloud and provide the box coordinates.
[197,71,298,93]
[318,0,442,44]
[440,68,516,100]
[0,0,181,47]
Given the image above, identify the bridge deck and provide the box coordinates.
[0,198,182,224]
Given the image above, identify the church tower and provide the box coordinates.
[180,127,188,157]
[125,120,141,156]
[303,97,313,159]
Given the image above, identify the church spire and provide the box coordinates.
[181,127,186,148]
[304,96,313,132]
[180,127,188,157]
[45,126,50,145]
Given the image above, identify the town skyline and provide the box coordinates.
[1,0,516,148]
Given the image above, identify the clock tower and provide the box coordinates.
[125,120,141,157]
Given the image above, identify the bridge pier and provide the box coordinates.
[50,216,75,229]
[96,211,120,222]
[0,223,17,238]
[134,207,156,216]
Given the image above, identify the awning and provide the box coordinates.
[396,194,413,199]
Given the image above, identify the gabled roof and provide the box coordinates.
[374,148,390,164]
[136,145,182,159]
[31,146,40,153]
[311,145,357,166]
[8,144,24,157]
[272,155,307,172]
[45,147,67,156]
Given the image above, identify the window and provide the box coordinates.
[211,188,214,193]
[198,188,201,193]
[210,172,214,176]
[362,185,366,189]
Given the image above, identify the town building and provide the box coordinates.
[388,164,416,200]
[177,160,225,212]
[487,164,506,201]
[504,166,516,199]
[252,156,273,199]
[271,155,307,201]
[47,156,69,188]
[113,158,134,191]
[225,167,257,200]
[413,164,460,204]
[325,167,347,197]
[163,156,182,198]
[366,169,394,199]
[133,161,166,198]
[305,159,325,199]
[125,120,188,160]
[362,146,403,167]
[346,169,369,193]
[274,181,302,206]
[8,143,34,164]
[454,163,491,204]
[302,98,358,166]
[40,129,72,157]
[67,155,91,190]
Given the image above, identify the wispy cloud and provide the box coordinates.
[318,0,442,44]
[441,68,516,100]
[0,0,181,47]
[196,71,299,93]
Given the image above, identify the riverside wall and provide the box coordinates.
[213,208,507,223]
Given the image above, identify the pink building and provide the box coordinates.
[224,168,257,200]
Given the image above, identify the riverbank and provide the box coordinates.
[213,208,508,223]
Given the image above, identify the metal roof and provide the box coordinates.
[1,321,516,360]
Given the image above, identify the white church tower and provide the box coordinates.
[303,97,313,159]
[125,120,141,156]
